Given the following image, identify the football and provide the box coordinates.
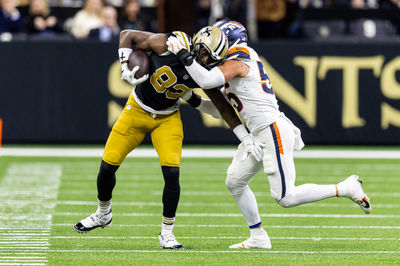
[128,49,151,79]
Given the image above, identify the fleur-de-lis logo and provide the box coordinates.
[201,27,212,37]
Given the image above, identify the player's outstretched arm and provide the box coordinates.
[204,88,263,162]
[181,90,222,119]
[119,30,168,54]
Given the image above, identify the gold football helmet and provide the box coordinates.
[192,26,228,68]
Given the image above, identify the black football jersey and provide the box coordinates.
[134,47,199,111]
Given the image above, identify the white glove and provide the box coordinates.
[241,134,265,162]
[166,36,186,55]
[121,63,149,86]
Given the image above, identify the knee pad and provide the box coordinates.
[226,164,247,196]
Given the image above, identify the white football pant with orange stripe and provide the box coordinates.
[226,115,337,227]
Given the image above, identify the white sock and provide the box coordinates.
[232,186,262,228]
[279,184,336,207]
[161,216,175,235]
[96,200,111,214]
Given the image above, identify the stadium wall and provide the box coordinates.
[0,41,399,145]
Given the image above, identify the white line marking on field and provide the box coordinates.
[0,240,49,242]
[142,191,400,198]
[0,248,49,250]
[49,224,400,229]
[2,148,400,159]
[0,262,46,266]
[14,249,400,254]
[0,243,49,245]
[50,212,400,219]
[0,260,47,262]
[0,234,50,236]
[3,200,395,209]
[0,256,46,259]
[48,236,398,241]
[0,163,62,265]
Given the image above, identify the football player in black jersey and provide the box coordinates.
[73,27,263,249]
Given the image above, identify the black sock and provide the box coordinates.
[97,160,119,201]
[161,166,180,218]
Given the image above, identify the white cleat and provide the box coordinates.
[337,175,371,214]
[159,232,184,249]
[73,210,112,233]
[229,230,271,249]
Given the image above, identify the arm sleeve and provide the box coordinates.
[184,91,221,118]
[185,60,226,90]
[196,99,222,119]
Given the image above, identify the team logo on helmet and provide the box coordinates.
[213,19,248,46]
[201,27,212,37]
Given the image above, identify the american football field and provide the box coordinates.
[0,146,399,265]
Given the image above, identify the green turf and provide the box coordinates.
[0,155,399,265]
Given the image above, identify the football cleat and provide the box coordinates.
[158,232,184,249]
[73,210,112,233]
[229,230,271,249]
[337,175,371,214]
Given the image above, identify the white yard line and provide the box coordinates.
[1,148,400,159]
[48,224,400,229]
[47,236,398,241]
[0,260,46,266]
[49,212,400,218]
[9,249,400,254]
[0,163,61,266]
[3,200,395,209]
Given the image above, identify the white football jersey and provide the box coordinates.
[224,44,280,132]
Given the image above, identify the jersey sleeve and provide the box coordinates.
[226,45,251,61]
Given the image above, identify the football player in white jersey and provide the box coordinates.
[167,20,371,249]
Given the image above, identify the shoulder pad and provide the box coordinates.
[171,31,192,52]
[226,45,250,60]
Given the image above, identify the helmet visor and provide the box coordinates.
[194,45,221,68]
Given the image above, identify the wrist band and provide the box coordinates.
[118,48,132,63]
[233,124,249,142]
[177,49,193,66]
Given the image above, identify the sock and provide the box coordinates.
[97,160,119,201]
[161,216,175,235]
[161,166,180,218]
[96,200,111,215]
[232,186,262,228]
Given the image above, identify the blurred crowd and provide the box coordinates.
[195,0,400,40]
[0,0,157,41]
[1,0,400,41]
